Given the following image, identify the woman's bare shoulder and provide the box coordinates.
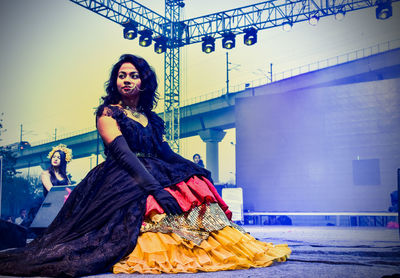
[41,170,50,177]
[98,104,122,118]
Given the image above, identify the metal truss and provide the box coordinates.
[163,0,182,152]
[69,0,397,150]
[181,0,387,44]
[69,0,167,35]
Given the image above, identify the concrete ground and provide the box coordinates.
[1,226,399,278]
[89,226,400,278]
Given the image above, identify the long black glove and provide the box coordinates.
[108,135,182,215]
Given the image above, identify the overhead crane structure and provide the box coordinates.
[69,0,396,151]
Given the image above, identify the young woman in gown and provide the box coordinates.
[41,144,72,197]
[20,145,73,229]
[0,54,290,277]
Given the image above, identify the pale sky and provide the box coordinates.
[0,0,399,183]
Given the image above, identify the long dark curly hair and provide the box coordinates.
[98,54,159,113]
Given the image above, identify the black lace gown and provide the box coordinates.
[0,105,210,277]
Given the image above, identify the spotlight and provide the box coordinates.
[282,21,293,31]
[138,30,153,47]
[376,0,392,20]
[334,10,346,21]
[222,32,236,49]
[154,37,167,54]
[243,27,257,46]
[308,15,319,26]
[177,0,185,8]
[202,36,215,54]
[123,22,137,40]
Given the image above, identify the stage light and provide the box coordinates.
[202,36,215,54]
[154,37,167,54]
[243,28,257,46]
[177,0,185,8]
[138,30,153,47]
[334,10,346,21]
[376,0,392,19]
[222,32,236,49]
[309,15,319,26]
[123,22,137,40]
[282,21,293,31]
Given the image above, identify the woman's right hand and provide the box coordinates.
[151,189,182,215]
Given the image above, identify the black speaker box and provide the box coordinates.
[30,185,76,228]
[0,219,27,250]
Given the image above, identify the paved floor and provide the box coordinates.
[1,226,399,278]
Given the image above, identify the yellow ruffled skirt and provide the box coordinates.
[113,226,291,274]
[113,176,291,274]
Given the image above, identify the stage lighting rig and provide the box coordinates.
[376,0,392,19]
[123,22,138,40]
[308,15,319,26]
[177,0,185,8]
[154,37,167,54]
[139,30,153,47]
[282,21,293,31]
[243,27,257,46]
[222,32,236,49]
[202,36,215,53]
[334,10,346,20]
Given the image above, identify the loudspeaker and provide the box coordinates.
[0,219,27,250]
[30,185,76,228]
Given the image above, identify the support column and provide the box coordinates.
[198,128,226,183]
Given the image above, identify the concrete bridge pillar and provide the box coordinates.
[198,128,226,183]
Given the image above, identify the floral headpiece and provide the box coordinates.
[47,144,73,163]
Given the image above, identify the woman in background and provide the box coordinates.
[193,153,205,168]
[41,144,72,197]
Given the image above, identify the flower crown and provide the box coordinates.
[47,144,73,163]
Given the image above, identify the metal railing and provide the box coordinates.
[181,38,400,106]
[30,127,94,146]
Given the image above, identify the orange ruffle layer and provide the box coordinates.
[145,176,232,219]
[113,226,291,274]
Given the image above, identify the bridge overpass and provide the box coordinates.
[11,47,400,182]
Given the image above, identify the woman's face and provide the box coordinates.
[51,152,61,167]
[117,62,142,98]
[193,155,200,163]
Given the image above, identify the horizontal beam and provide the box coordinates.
[69,0,400,47]
[69,0,168,36]
[181,0,383,44]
